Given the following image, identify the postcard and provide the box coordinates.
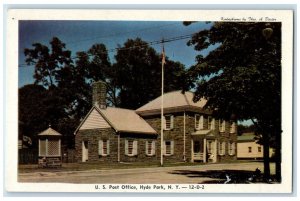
[5,9,293,193]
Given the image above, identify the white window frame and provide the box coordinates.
[164,115,174,130]
[219,119,226,132]
[228,142,235,155]
[145,141,155,156]
[230,122,236,133]
[98,139,110,156]
[218,141,226,156]
[208,117,216,130]
[125,139,138,156]
[207,140,213,154]
[163,140,174,156]
[195,114,204,130]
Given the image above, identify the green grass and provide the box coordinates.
[18,161,204,173]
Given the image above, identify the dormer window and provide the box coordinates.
[195,114,204,130]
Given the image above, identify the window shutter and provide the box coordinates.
[211,118,215,130]
[152,141,156,155]
[145,141,148,155]
[163,141,166,155]
[232,143,236,155]
[163,116,166,130]
[98,140,103,155]
[171,141,174,155]
[199,115,204,129]
[228,142,231,155]
[170,115,174,129]
[107,140,110,155]
[125,140,128,155]
[195,115,200,130]
[133,141,138,155]
[218,142,221,155]
[230,122,236,133]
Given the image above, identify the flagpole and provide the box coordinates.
[161,40,165,167]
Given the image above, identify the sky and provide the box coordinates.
[18,20,212,87]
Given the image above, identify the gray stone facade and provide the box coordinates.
[75,128,158,163]
[143,111,237,163]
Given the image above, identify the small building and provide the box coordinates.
[237,132,274,160]
[74,81,157,163]
[38,126,62,167]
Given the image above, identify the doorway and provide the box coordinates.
[82,141,88,162]
[193,140,203,161]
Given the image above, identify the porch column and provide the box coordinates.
[191,139,194,162]
[203,138,207,163]
[213,139,217,163]
[117,134,120,162]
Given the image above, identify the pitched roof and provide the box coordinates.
[237,133,256,142]
[38,127,62,136]
[74,106,157,135]
[98,107,157,134]
[136,90,207,115]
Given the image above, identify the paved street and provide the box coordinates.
[18,162,275,184]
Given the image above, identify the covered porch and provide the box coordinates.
[191,130,218,163]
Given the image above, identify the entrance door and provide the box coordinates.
[82,141,88,162]
[193,140,203,161]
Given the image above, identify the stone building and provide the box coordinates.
[74,81,237,163]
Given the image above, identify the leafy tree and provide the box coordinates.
[24,37,72,87]
[237,124,256,136]
[113,38,186,109]
[186,22,281,181]
[22,38,114,149]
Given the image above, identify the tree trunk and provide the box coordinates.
[263,134,271,180]
[275,132,282,182]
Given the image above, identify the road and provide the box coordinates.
[18,162,275,184]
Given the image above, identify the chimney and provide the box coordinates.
[92,81,107,109]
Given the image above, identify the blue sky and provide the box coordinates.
[19,20,212,87]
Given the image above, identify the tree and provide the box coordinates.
[24,37,72,87]
[22,38,114,149]
[186,22,281,181]
[113,38,186,109]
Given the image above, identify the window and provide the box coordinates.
[219,119,225,132]
[39,139,61,157]
[125,139,138,156]
[98,140,110,156]
[145,141,155,156]
[164,140,174,156]
[230,122,236,133]
[208,117,215,130]
[207,140,213,154]
[228,142,235,155]
[248,147,252,153]
[258,146,262,153]
[195,114,204,130]
[164,115,174,130]
[218,141,226,155]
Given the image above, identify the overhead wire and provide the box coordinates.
[18,32,195,67]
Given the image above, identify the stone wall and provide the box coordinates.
[75,128,159,163]
[75,128,118,162]
[143,111,237,163]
